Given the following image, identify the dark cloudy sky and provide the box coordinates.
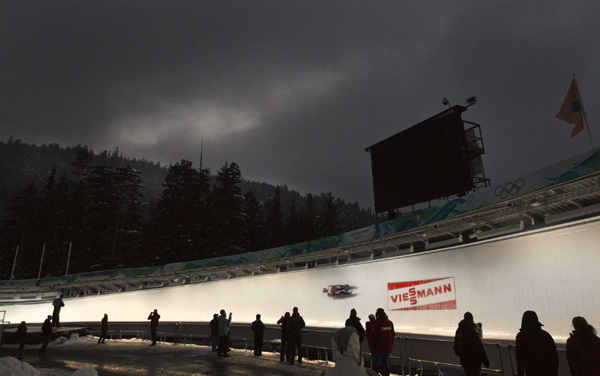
[2,1,599,210]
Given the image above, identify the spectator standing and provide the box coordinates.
[277,312,291,362]
[453,312,490,376]
[516,310,558,376]
[566,316,600,376]
[323,326,379,376]
[98,314,108,344]
[345,308,366,365]
[148,309,160,346]
[209,313,219,352]
[288,307,306,365]
[251,314,266,356]
[39,315,52,355]
[217,309,232,357]
[52,295,64,328]
[372,308,395,376]
[12,321,27,360]
[345,308,366,343]
[365,314,376,368]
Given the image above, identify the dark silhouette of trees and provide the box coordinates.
[265,186,285,249]
[0,139,378,279]
[285,201,301,245]
[211,162,245,256]
[154,159,211,264]
[242,191,266,253]
[300,193,318,241]
[319,192,342,237]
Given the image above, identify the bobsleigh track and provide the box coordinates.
[2,216,599,343]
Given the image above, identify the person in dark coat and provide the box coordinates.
[453,312,490,376]
[372,308,395,376]
[345,308,366,365]
[98,314,108,344]
[209,313,219,352]
[277,312,291,362]
[365,314,376,368]
[52,295,65,328]
[287,307,306,365]
[516,311,558,376]
[566,316,600,376]
[251,314,266,356]
[13,321,27,360]
[345,308,366,343]
[148,309,160,346]
[40,315,53,355]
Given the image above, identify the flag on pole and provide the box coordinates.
[556,78,585,137]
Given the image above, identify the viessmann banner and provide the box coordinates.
[388,277,456,310]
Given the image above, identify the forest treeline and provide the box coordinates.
[0,138,377,280]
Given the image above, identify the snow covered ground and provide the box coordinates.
[1,334,98,375]
[0,334,338,376]
[3,332,461,375]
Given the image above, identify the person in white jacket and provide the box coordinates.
[322,326,379,376]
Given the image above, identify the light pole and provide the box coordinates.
[10,245,19,280]
[37,244,46,280]
[65,242,72,276]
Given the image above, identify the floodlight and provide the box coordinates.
[346,256,370,265]
[544,203,600,224]
[380,246,414,259]
[466,96,477,106]
[476,221,524,240]
[424,236,463,250]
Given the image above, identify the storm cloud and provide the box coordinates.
[2,1,599,209]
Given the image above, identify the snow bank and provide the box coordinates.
[72,365,97,376]
[49,333,80,347]
[0,356,41,376]
[0,357,97,376]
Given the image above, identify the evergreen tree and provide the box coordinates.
[0,139,379,277]
[320,192,342,237]
[85,165,119,271]
[265,186,285,248]
[111,165,145,268]
[37,167,66,277]
[285,201,301,244]
[1,182,40,279]
[242,191,265,253]
[300,193,318,241]
[211,162,245,256]
[155,160,210,263]
[142,199,160,266]
[66,148,93,256]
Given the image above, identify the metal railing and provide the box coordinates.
[405,336,504,376]
[507,344,568,376]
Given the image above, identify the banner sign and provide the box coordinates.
[388,277,456,311]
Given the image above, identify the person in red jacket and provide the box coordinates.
[365,314,376,368]
[372,308,395,376]
[148,309,160,346]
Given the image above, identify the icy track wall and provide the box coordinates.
[4,218,600,343]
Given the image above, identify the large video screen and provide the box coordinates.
[367,106,473,213]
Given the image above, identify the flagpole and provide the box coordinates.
[573,74,595,149]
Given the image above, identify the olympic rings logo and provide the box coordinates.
[494,179,525,199]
